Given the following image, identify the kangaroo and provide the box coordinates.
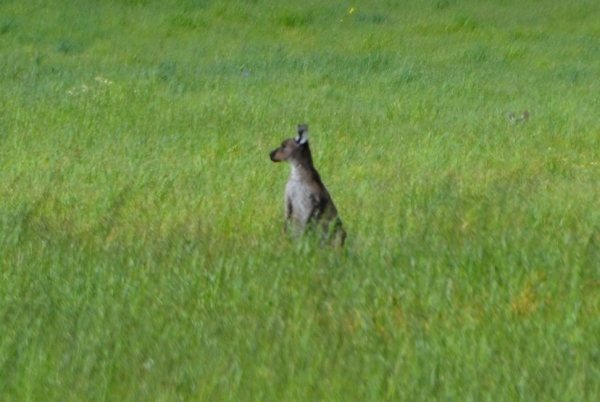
[269,124,346,246]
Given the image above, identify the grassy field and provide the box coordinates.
[1,0,600,400]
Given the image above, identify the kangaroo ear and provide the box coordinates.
[295,124,309,145]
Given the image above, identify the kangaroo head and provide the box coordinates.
[269,124,312,165]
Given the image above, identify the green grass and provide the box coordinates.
[2,0,600,400]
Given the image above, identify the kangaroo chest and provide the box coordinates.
[285,169,321,224]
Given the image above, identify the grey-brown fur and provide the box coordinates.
[269,124,346,246]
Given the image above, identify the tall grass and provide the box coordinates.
[1,0,600,400]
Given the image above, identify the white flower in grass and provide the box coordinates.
[95,76,113,85]
[143,358,155,371]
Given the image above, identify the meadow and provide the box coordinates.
[1,0,600,400]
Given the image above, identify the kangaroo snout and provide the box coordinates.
[269,149,281,162]
[269,138,298,163]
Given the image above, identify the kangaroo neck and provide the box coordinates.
[291,157,315,171]
[290,157,323,184]
[289,145,314,171]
